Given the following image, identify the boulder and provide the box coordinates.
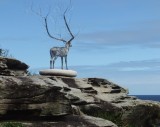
[39,69,77,77]
[81,115,118,127]
[0,76,72,118]
[0,57,29,76]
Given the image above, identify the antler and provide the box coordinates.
[63,9,74,42]
[44,15,67,43]
[31,2,75,43]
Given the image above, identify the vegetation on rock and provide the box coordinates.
[0,48,12,58]
[0,122,24,127]
[123,104,160,127]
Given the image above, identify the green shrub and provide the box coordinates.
[81,108,123,127]
[0,48,9,57]
[0,122,24,127]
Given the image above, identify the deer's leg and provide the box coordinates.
[65,56,68,70]
[50,56,53,69]
[50,59,52,69]
[61,57,63,69]
[53,56,57,69]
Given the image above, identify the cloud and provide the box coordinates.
[78,20,160,48]
[107,59,160,71]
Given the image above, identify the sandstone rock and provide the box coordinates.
[0,76,72,118]
[39,69,77,77]
[57,77,160,127]
[3,57,28,70]
[81,115,118,127]
[0,57,29,76]
[0,74,160,127]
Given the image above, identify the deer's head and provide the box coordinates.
[65,41,72,48]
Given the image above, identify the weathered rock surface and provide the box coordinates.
[0,76,118,127]
[0,57,29,76]
[0,75,159,127]
[0,57,160,127]
[0,76,72,118]
[39,69,77,77]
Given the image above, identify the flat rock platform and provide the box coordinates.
[39,69,77,77]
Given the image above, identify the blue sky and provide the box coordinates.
[0,0,160,95]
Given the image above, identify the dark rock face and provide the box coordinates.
[0,76,72,118]
[0,57,29,76]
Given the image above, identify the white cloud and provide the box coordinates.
[77,20,160,48]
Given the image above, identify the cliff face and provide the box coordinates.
[0,57,160,127]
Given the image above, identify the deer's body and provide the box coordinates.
[50,46,69,57]
[50,42,71,69]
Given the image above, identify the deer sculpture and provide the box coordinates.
[44,10,75,69]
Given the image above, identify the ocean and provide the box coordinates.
[133,95,160,102]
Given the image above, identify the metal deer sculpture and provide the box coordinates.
[44,11,75,69]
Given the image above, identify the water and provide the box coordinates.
[134,95,160,102]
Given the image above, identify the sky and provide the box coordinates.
[0,0,160,95]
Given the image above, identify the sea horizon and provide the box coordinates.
[132,95,160,102]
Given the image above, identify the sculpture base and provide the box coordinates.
[39,69,77,77]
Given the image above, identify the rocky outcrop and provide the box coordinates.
[0,57,160,127]
[0,76,72,118]
[0,75,159,127]
[55,77,160,127]
[0,76,117,127]
[0,57,29,76]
